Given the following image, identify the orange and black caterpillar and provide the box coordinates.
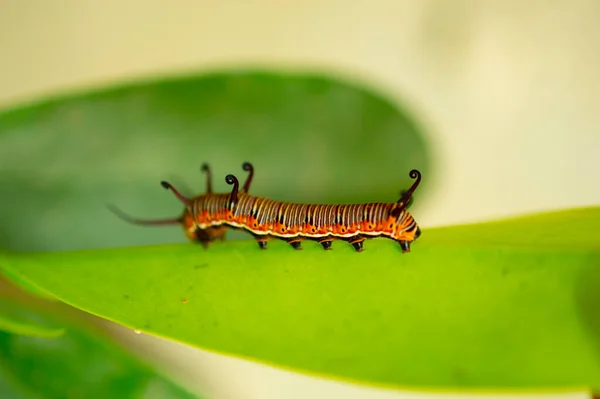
[108,162,255,248]
[159,165,422,252]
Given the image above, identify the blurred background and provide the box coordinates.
[0,1,599,398]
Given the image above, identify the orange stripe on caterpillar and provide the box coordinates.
[161,166,422,253]
[109,162,255,248]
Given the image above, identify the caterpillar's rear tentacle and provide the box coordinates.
[200,163,213,193]
[404,169,422,197]
[399,190,414,209]
[241,162,254,193]
[396,169,421,211]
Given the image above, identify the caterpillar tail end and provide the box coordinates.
[399,226,421,253]
[414,226,421,240]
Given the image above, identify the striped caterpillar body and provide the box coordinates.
[109,162,255,248]
[160,164,422,253]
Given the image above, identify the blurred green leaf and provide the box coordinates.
[0,297,64,338]
[0,330,200,399]
[1,207,599,394]
[0,263,61,339]
[0,365,44,399]
[0,281,202,399]
[0,70,429,252]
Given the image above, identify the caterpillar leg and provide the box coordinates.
[318,238,333,250]
[348,236,366,252]
[398,240,410,253]
[286,238,303,250]
[193,230,215,249]
[255,237,269,250]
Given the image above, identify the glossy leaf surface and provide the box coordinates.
[1,208,599,393]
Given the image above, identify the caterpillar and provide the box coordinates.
[159,165,422,252]
[108,162,255,248]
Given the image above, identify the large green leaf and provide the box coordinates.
[1,207,599,395]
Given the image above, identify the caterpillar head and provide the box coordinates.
[180,203,227,246]
[108,202,225,248]
[180,208,199,241]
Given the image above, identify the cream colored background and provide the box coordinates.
[1,1,598,398]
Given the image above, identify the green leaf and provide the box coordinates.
[1,207,599,394]
[0,282,202,399]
